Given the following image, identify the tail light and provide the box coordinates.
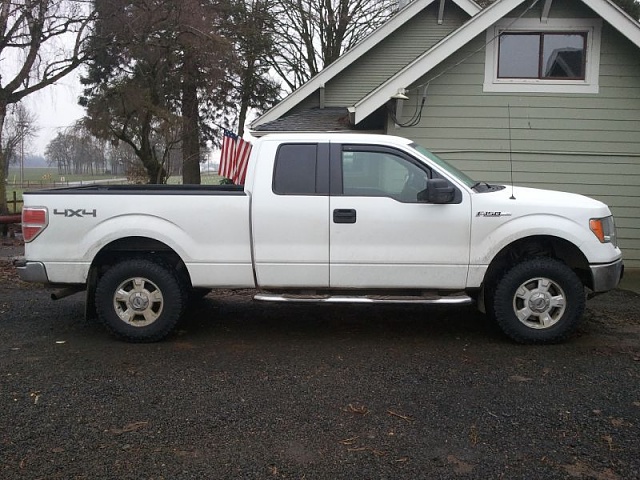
[22,207,48,242]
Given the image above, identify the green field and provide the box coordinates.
[7,167,121,185]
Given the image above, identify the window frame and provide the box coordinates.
[335,144,433,203]
[483,18,602,94]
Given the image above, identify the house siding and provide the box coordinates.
[394,20,640,267]
[323,2,469,107]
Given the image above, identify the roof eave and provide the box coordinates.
[582,0,640,48]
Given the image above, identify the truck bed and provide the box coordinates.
[25,184,246,196]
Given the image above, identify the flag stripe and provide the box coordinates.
[218,130,236,179]
[232,138,252,185]
[218,129,252,184]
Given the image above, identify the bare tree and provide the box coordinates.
[45,122,111,176]
[268,0,397,91]
[45,130,74,175]
[1,103,37,180]
[0,0,93,214]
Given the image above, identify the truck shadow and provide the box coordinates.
[178,294,504,346]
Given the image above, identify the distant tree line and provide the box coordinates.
[44,123,185,178]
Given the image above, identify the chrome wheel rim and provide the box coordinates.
[113,277,164,327]
[513,277,566,329]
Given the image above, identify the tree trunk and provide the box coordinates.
[0,101,8,215]
[237,61,255,139]
[181,50,201,185]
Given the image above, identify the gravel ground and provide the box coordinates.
[0,256,639,479]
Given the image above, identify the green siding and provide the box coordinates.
[323,2,469,107]
[394,17,640,267]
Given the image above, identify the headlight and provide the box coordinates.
[589,216,618,247]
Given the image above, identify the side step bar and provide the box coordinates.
[254,293,473,305]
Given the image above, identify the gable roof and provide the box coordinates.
[250,0,481,131]
[349,0,640,124]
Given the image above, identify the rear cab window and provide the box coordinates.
[272,143,329,195]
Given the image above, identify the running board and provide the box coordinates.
[254,293,473,305]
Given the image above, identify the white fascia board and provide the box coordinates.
[250,0,481,130]
[581,0,640,48]
[456,0,483,16]
[351,0,526,124]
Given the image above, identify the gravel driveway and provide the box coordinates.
[1,259,639,479]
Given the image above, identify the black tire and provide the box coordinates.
[95,259,184,342]
[493,257,585,344]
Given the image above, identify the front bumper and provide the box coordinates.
[15,258,50,284]
[590,258,624,293]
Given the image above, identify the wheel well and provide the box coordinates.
[87,237,192,316]
[484,236,592,291]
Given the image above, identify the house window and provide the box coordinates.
[484,19,601,94]
[498,32,586,79]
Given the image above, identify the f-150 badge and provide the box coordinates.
[53,209,97,218]
[476,211,512,217]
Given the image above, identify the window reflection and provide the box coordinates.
[498,32,586,80]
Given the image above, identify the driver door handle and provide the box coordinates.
[333,209,356,224]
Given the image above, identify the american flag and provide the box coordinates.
[218,129,252,185]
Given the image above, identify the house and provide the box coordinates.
[250,0,640,268]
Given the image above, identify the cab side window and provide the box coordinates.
[341,149,429,202]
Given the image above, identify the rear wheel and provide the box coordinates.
[96,258,184,342]
[493,257,585,344]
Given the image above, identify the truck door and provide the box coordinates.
[251,141,330,288]
[329,143,471,289]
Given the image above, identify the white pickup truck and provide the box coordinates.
[17,133,623,344]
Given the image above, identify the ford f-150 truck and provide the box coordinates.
[17,133,624,344]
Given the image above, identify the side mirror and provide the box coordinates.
[418,178,455,204]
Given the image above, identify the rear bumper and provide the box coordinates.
[15,258,50,284]
[590,258,624,293]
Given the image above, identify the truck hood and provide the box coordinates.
[501,185,606,210]
[473,185,612,220]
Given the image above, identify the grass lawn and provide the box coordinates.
[7,167,122,185]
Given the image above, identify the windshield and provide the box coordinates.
[409,142,476,188]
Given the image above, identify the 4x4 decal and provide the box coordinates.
[53,209,97,218]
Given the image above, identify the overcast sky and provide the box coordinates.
[24,71,85,156]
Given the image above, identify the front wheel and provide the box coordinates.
[95,259,184,342]
[493,257,585,344]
